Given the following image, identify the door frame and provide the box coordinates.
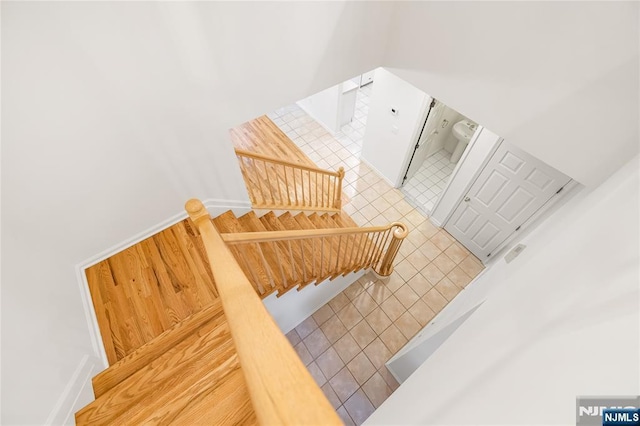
[398,97,436,187]
[429,126,495,220]
[441,139,577,263]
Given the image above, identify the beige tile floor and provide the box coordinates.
[270,90,485,425]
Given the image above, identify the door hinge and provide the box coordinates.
[430,98,436,108]
[556,186,564,195]
[487,253,491,257]
[515,225,521,231]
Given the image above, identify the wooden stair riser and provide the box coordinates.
[77,315,232,425]
[92,301,224,397]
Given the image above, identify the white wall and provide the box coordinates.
[386,302,483,383]
[437,107,463,156]
[1,2,394,423]
[297,84,342,134]
[366,156,640,425]
[264,271,365,334]
[384,1,639,188]
[361,68,430,186]
[430,127,501,226]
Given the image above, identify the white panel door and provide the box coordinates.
[445,141,571,261]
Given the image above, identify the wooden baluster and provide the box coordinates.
[238,243,265,295]
[292,166,299,206]
[273,241,287,289]
[321,173,325,208]
[359,232,372,269]
[276,165,284,205]
[373,230,392,269]
[328,235,333,275]
[347,232,360,270]
[308,170,312,207]
[367,230,385,269]
[334,235,343,273]
[300,239,307,283]
[264,162,274,205]
[364,230,380,268]
[328,174,331,209]
[255,242,275,289]
[238,158,254,204]
[335,167,345,210]
[327,175,335,207]
[320,237,325,277]
[287,240,297,282]
[311,238,316,279]
[378,224,408,276]
[361,231,379,269]
[283,165,292,206]
[315,172,319,208]
[252,158,266,206]
[300,169,305,207]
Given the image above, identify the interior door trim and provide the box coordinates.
[441,138,504,228]
[401,98,437,186]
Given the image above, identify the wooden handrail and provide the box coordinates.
[235,148,341,176]
[221,222,408,244]
[221,218,408,281]
[185,199,342,426]
[235,149,345,212]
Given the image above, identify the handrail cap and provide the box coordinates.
[185,198,210,223]
[390,222,409,239]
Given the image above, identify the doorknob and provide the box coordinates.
[464,196,471,202]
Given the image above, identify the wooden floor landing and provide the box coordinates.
[230,115,351,208]
[230,115,316,167]
[86,219,218,365]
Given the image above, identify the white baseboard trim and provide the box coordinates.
[46,355,100,425]
[359,157,398,188]
[75,198,252,368]
[429,216,443,228]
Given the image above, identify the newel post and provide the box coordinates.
[377,223,409,276]
[185,199,211,227]
[335,167,345,209]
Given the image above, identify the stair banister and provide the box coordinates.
[220,222,409,278]
[185,199,341,426]
[236,148,345,212]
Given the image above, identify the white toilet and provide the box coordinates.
[450,120,477,163]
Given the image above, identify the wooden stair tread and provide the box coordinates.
[259,212,307,293]
[319,214,358,277]
[294,213,333,286]
[77,307,252,425]
[92,300,224,398]
[332,212,359,228]
[230,116,316,167]
[238,212,295,293]
[306,213,342,281]
[278,212,317,287]
[212,211,275,297]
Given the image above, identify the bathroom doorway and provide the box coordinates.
[400,100,478,213]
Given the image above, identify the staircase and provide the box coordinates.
[77,149,408,425]
[76,299,256,425]
[213,210,406,299]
